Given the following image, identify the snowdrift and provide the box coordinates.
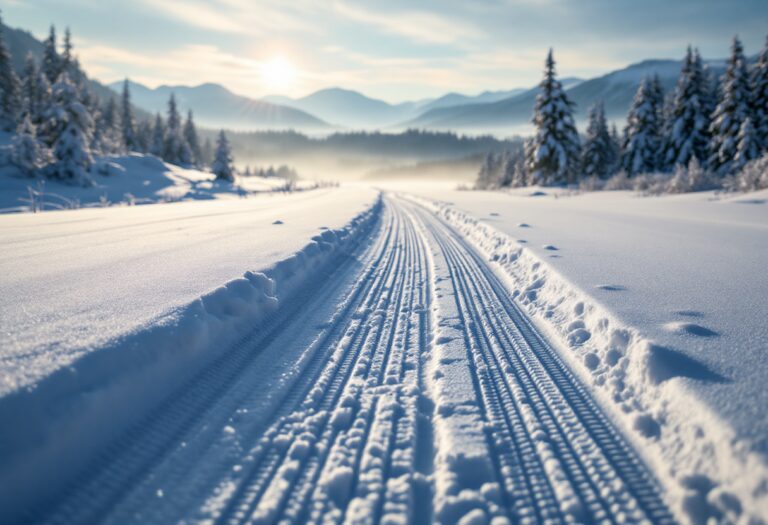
[0,195,382,521]
[407,194,768,525]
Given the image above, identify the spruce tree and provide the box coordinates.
[622,77,663,175]
[212,130,235,181]
[710,37,752,175]
[163,93,188,164]
[0,15,21,131]
[750,36,768,152]
[135,118,152,153]
[581,102,613,179]
[61,28,73,77]
[21,53,51,126]
[42,25,60,85]
[201,137,213,167]
[121,79,137,151]
[526,49,580,185]
[93,97,122,154]
[149,113,165,158]
[48,73,93,182]
[183,110,202,166]
[475,151,501,189]
[11,114,49,176]
[662,47,711,171]
[733,117,760,173]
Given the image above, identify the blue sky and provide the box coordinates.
[3,0,767,102]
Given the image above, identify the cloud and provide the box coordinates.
[332,1,481,45]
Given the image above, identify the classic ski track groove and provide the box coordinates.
[34,195,674,525]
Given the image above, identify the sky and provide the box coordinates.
[3,0,768,103]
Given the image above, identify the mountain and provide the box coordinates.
[264,88,417,128]
[109,81,331,131]
[404,61,723,132]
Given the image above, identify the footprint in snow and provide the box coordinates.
[542,244,558,251]
[489,212,500,216]
[517,239,527,244]
[663,322,719,337]
[596,284,626,291]
[517,223,531,228]
[272,220,284,225]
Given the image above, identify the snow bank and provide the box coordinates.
[407,194,768,524]
[0,195,382,521]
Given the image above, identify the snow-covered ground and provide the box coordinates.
[2,177,766,524]
[0,149,316,213]
[396,184,768,522]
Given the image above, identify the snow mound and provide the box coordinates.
[0,195,382,518]
[407,194,768,524]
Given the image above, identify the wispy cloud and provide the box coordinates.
[332,1,481,45]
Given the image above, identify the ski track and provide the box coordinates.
[33,195,674,525]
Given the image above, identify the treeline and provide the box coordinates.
[219,128,521,162]
[477,37,768,193]
[0,17,237,183]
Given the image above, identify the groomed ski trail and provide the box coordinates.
[32,195,674,525]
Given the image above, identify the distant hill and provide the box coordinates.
[108,81,331,131]
[403,61,725,132]
[263,88,417,128]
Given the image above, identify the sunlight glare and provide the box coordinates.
[260,56,297,90]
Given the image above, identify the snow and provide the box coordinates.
[399,184,768,522]
[0,145,316,213]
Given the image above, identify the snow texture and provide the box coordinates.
[404,186,768,524]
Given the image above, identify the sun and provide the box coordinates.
[260,56,297,90]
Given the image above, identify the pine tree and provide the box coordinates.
[622,76,663,175]
[93,97,122,154]
[662,47,711,171]
[212,130,235,181]
[475,151,501,189]
[609,123,622,174]
[709,36,752,175]
[121,79,137,151]
[61,27,73,77]
[580,102,614,179]
[183,110,202,166]
[733,117,760,173]
[11,114,49,176]
[21,53,51,126]
[526,49,581,185]
[750,36,768,152]
[163,93,189,164]
[42,25,60,84]
[201,137,213,167]
[48,73,93,182]
[149,113,165,158]
[0,16,22,131]
[510,150,528,187]
[135,118,152,153]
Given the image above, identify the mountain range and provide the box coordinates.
[3,20,731,135]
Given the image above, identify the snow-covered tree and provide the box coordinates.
[135,118,152,153]
[750,36,768,152]
[11,115,49,176]
[526,49,581,185]
[163,93,190,164]
[622,76,663,175]
[42,25,60,85]
[0,16,22,131]
[183,110,202,166]
[92,96,122,154]
[48,73,93,183]
[475,151,502,189]
[211,130,235,181]
[709,37,752,175]
[121,79,137,151]
[662,47,711,171]
[21,53,51,126]
[581,102,614,179]
[509,150,528,187]
[61,27,74,77]
[733,117,760,173]
[149,113,165,158]
[201,137,213,167]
